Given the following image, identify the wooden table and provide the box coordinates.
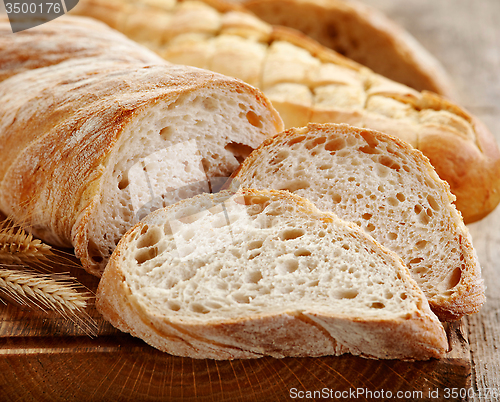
[1,0,499,401]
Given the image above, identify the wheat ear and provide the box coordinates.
[0,218,53,263]
[0,267,98,336]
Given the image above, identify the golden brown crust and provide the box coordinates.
[243,0,455,97]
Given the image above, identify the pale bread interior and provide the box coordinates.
[231,123,483,319]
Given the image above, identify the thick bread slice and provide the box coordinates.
[243,0,455,97]
[230,123,484,321]
[97,188,448,360]
[72,0,500,224]
[0,17,283,276]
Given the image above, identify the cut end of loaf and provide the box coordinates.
[231,123,485,320]
[71,65,283,276]
[97,188,447,360]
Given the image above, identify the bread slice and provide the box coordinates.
[97,188,448,360]
[243,0,455,98]
[229,123,484,321]
[0,16,283,276]
[71,0,500,224]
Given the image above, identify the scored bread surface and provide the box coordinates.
[243,0,455,97]
[71,0,500,223]
[97,188,448,360]
[230,123,484,321]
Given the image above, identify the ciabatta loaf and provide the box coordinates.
[230,123,484,321]
[243,0,455,97]
[97,188,448,360]
[72,0,500,223]
[0,16,283,276]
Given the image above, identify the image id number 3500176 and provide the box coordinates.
[4,2,62,14]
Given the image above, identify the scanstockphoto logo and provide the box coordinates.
[2,0,79,33]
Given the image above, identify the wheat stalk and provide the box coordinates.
[0,267,98,336]
[0,216,98,336]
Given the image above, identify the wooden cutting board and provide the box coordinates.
[0,258,471,402]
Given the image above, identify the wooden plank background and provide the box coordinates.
[361,0,500,399]
[1,0,499,400]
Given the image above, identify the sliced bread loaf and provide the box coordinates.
[0,16,283,276]
[229,123,484,321]
[97,188,448,360]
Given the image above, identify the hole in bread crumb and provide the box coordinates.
[190,303,210,314]
[387,197,399,207]
[336,289,358,299]
[135,247,158,264]
[366,223,376,232]
[362,213,372,220]
[280,228,305,241]
[281,179,310,193]
[370,302,385,309]
[416,240,428,250]
[400,293,408,300]
[332,194,342,204]
[288,135,307,146]
[140,225,149,235]
[442,267,462,290]
[159,126,174,141]
[359,145,381,155]
[233,293,251,304]
[294,249,312,257]
[414,204,423,215]
[248,240,264,250]
[388,233,397,240]
[396,192,406,202]
[427,195,440,211]
[307,279,319,287]
[224,142,254,164]
[167,301,181,311]
[325,138,346,152]
[246,110,263,128]
[409,257,424,265]
[305,136,326,150]
[319,163,333,170]
[137,226,162,249]
[118,175,129,190]
[378,156,401,171]
[278,259,299,274]
[247,270,263,283]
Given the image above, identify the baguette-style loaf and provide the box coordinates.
[243,0,455,97]
[0,16,283,276]
[72,0,500,223]
[97,188,448,360]
[230,123,484,321]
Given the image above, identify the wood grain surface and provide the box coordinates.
[1,0,500,401]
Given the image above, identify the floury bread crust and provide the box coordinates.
[0,17,283,276]
[0,15,164,82]
[97,188,448,360]
[230,123,485,321]
[71,0,500,223]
